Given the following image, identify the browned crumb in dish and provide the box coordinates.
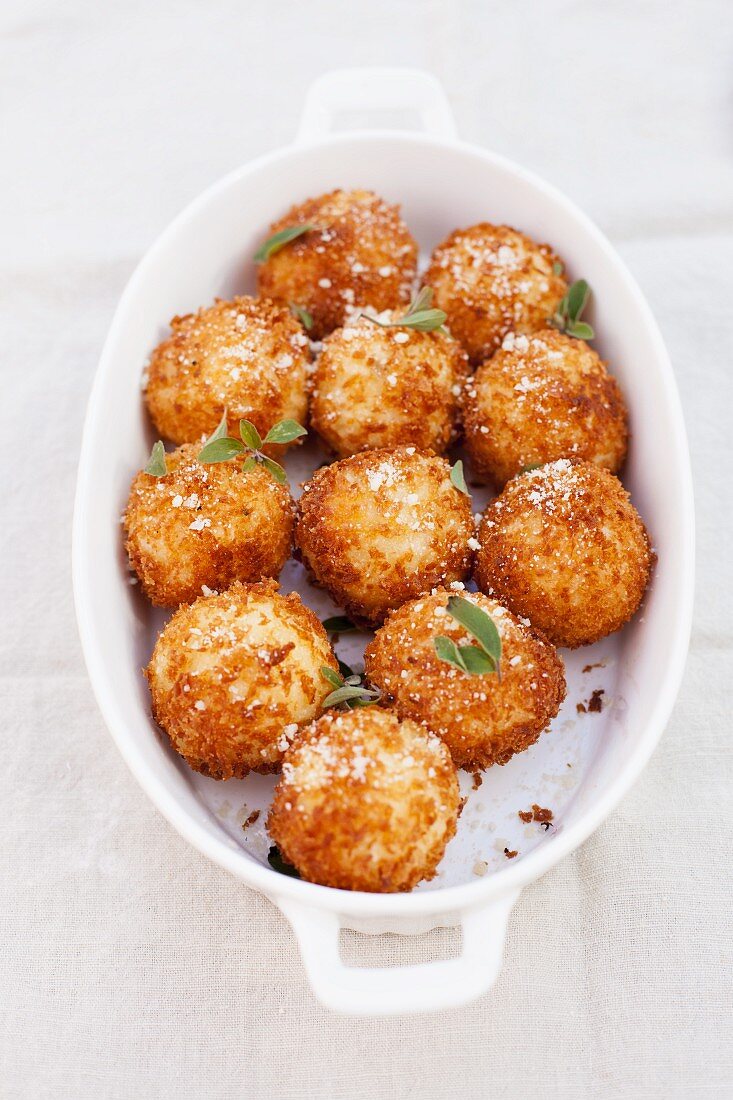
[124,442,294,606]
[310,313,468,458]
[462,327,628,486]
[474,458,653,648]
[423,223,567,365]
[267,707,460,892]
[294,446,475,627]
[257,189,418,339]
[364,586,565,771]
[144,296,309,446]
[145,580,338,780]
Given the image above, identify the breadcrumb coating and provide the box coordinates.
[294,446,475,626]
[257,189,418,339]
[144,296,309,445]
[474,459,653,648]
[267,707,460,891]
[310,312,469,457]
[365,587,565,770]
[424,224,567,364]
[146,581,338,779]
[462,328,628,486]
[124,443,294,606]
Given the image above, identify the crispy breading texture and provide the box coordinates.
[310,313,469,458]
[462,328,628,486]
[124,443,294,606]
[267,707,460,892]
[145,581,338,780]
[474,459,653,648]
[423,223,568,365]
[364,587,565,770]
[256,189,418,340]
[294,446,475,627]
[144,296,310,445]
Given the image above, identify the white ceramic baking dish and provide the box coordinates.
[73,68,694,1015]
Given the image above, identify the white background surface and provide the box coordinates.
[1,1,731,1097]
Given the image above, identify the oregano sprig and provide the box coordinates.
[549,279,595,340]
[361,286,447,334]
[320,666,380,709]
[434,595,502,679]
[197,410,306,483]
[254,224,316,263]
[143,440,168,477]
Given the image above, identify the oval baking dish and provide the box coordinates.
[73,68,694,1015]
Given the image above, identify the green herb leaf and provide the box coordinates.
[263,419,307,446]
[206,410,230,444]
[566,320,595,340]
[457,644,497,675]
[239,420,262,450]
[323,685,369,707]
[434,635,467,671]
[143,440,168,477]
[259,456,287,484]
[362,285,448,334]
[450,459,469,496]
[323,615,357,633]
[446,595,502,667]
[553,260,564,276]
[197,437,245,463]
[566,279,590,321]
[520,462,542,474]
[323,685,379,708]
[408,286,435,314]
[254,224,315,263]
[290,303,313,330]
[267,845,301,878]
[321,666,343,689]
[241,456,258,474]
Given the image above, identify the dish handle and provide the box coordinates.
[295,67,457,145]
[275,890,520,1015]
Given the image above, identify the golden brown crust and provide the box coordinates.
[364,587,565,770]
[424,224,568,364]
[294,447,475,626]
[474,459,653,648]
[144,296,310,445]
[267,708,460,891]
[256,190,418,339]
[124,443,294,606]
[145,581,338,779]
[463,328,628,486]
[310,314,469,457]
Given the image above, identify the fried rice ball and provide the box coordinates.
[267,707,460,892]
[124,443,294,606]
[463,328,628,486]
[309,313,469,457]
[365,587,565,770]
[256,189,418,339]
[474,459,653,648]
[295,447,475,626]
[144,296,310,445]
[146,580,338,780]
[423,224,568,364]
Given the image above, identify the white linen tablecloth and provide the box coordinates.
[1,1,731,1096]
